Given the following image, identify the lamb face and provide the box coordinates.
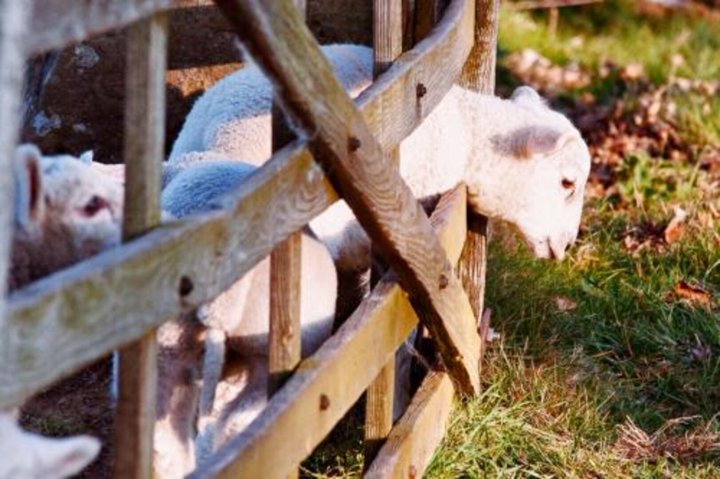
[0,412,100,479]
[460,86,591,260]
[10,144,124,289]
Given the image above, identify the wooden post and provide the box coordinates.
[113,12,167,479]
[365,0,404,463]
[457,0,498,371]
[268,0,306,396]
[0,0,29,406]
[268,4,305,479]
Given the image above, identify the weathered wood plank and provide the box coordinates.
[458,0,496,373]
[269,233,302,394]
[364,369,454,478]
[113,13,167,479]
[192,185,468,478]
[365,0,405,461]
[0,1,30,397]
[365,362,396,462]
[268,0,306,400]
[357,0,474,152]
[458,0,499,92]
[373,0,403,76]
[26,0,170,56]
[213,0,481,395]
[1,0,474,408]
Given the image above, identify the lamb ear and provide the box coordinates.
[78,150,94,164]
[511,86,544,108]
[38,435,101,477]
[13,144,45,231]
[511,126,576,159]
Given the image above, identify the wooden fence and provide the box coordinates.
[0,0,499,477]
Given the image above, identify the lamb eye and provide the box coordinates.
[82,195,108,217]
[561,178,576,197]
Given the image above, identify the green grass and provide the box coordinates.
[497,0,720,151]
[425,187,719,477]
[499,0,720,84]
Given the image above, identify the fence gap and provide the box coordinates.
[113,12,167,479]
[364,0,405,464]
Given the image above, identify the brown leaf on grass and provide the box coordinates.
[668,280,713,308]
[504,49,591,93]
[613,416,720,463]
[663,206,688,244]
[554,296,578,312]
[620,62,645,82]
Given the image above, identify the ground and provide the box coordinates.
[303,1,720,477]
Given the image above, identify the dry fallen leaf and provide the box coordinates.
[554,296,578,312]
[664,206,688,244]
[671,280,713,308]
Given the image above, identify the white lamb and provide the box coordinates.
[170,43,591,278]
[8,145,337,476]
[10,144,124,291]
[5,144,117,479]
[156,156,337,474]
[0,412,100,479]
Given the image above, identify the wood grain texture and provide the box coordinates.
[373,0,403,76]
[268,0,306,400]
[113,13,167,479]
[192,186,468,478]
[214,0,480,396]
[457,0,496,371]
[458,0,499,92]
[365,0,405,461]
[0,0,30,398]
[269,233,302,394]
[364,369,454,478]
[357,0,474,153]
[458,214,487,324]
[1,0,474,408]
[26,0,172,55]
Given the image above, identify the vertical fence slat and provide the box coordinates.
[365,0,405,463]
[113,12,167,479]
[0,0,29,406]
[268,0,307,396]
[457,0,498,373]
[268,3,305,479]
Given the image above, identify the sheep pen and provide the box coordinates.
[0,0,593,477]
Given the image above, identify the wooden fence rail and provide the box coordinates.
[1,0,498,476]
[194,184,469,479]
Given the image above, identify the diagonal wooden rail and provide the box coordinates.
[1,0,475,408]
[192,185,470,479]
[213,0,481,395]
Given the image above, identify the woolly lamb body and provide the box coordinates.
[159,159,337,472]
[171,43,591,270]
